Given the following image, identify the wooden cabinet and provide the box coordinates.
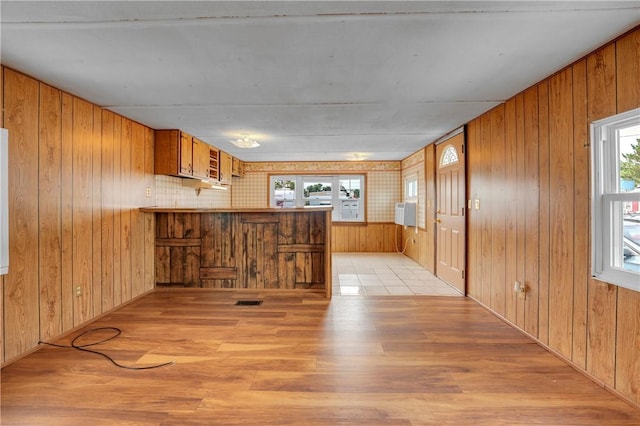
[151,209,332,297]
[155,129,210,179]
[232,157,244,177]
[192,138,210,178]
[155,130,243,184]
[178,131,192,175]
[219,151,232,184]
[209,148,219,181]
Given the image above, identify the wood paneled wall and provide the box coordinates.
[400,227,428,268]
[466,29,640,406]
[1,67,156,365]
[397,143,436,273]
[424,143,436,272]
[331,223,399,253]
[0,67,4,364]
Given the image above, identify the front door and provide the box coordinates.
[435,132,466,294]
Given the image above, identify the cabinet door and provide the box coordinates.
[209,148,219,181]
[219,151,232,184]
[192,138,210,179]
[179,132,193,176]
[154,129,181,177]
[232,157,244,177]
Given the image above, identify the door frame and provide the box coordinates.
[434,127,467,295]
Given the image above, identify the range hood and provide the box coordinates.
[181,178,228,191]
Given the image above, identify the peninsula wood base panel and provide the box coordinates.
[152,210,331,296]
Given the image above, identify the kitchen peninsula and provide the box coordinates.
[140,207,332,297]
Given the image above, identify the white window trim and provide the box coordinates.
[269,174,366,223]
[591,107,640,291]
[405,174,418,201]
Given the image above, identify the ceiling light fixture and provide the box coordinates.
[231,136,260,149]
[351,153,368,161]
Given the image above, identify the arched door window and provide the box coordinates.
[439,145,459,168]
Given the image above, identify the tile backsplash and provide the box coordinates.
[155,162,400,218]
[154,175,231,208]
[231,170,399,221]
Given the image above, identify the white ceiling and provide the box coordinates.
[1,1,639,162]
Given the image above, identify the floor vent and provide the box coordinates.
[235,300,263,306]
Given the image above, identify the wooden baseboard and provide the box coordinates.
[0,288,155,369]
[468,294,640,411]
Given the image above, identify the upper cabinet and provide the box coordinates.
[155,129,243,185]
[192,138,210,179]
[155,130,210,180]
[178,131,192,176]
[209,148,219,181]
[232,157,245,177]
[219,151,232,185]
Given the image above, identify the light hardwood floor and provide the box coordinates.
[2,290,639,425]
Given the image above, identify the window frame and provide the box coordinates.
[269,174,366,223]
[405,174,418,201]
[590,107,640,292]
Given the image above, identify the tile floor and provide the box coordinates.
[332,252,462,296]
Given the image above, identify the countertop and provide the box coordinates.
[139,206,333,213]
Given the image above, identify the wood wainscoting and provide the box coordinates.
[331,222,399,253]
[331,223,434,275]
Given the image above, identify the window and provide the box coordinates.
[270,175,365,222]
[440,144,459,167]
[591,107,640,291]
[405,174,418,201]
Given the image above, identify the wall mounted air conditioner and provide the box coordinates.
[394,202,416,226]
[0,129,8,275]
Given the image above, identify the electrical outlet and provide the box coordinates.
[75,286,81,297]
[145,187,152,197]
[514,281,526,299]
